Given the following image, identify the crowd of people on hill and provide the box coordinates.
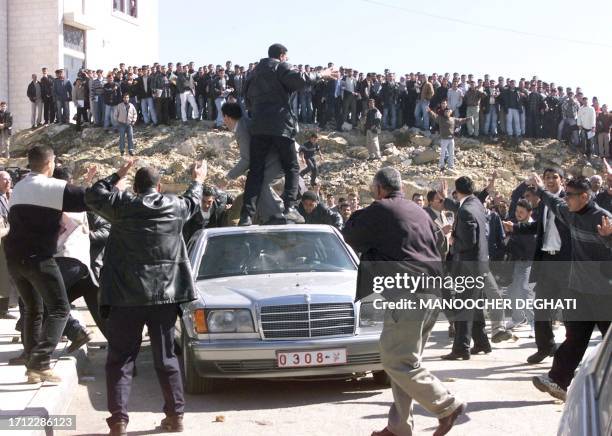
[1,43,611,435]
[16,57,612,160]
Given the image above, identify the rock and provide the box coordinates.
[176,141,197,157]
[45,123,71,137]
[383,154,403,165]
[411,135,432,148]
[393,131,413,147]
[341,122,353,132]
[581,165,596,178]
[496,168,514,181]
[456,137,482,150]
[382,142,395,150]
[382,145,399,156]
[347,146,370,160]
[412,148,437,165]
[319,136,349,153]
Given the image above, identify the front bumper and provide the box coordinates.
[185,334,382,379]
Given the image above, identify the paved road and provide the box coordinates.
[58,318,601,436]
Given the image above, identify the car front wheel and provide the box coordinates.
[372,370,391,386]
[181,328,220,394]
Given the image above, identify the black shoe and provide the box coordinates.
[67,329,93,353]
[441,351,470,360]
[470,345,492,355]
[491,330,514,343]
[160,414,184,432]
[527,347,556,364]
[283,207,305,224]
[108,420,128,436]
[128,150,134,156]
[120,151,125,156]
[8,353,27,366]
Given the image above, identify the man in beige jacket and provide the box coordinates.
[113,93,137,156]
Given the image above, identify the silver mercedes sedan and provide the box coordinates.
[178,224,386,394]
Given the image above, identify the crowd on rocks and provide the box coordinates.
[1,43,611,436]
[15,56,612,161]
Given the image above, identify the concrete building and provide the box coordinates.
[0,0,159,129]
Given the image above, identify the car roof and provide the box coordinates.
[201,224,339,237]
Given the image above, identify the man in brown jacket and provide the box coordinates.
[415,75,434,131]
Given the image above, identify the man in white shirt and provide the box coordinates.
[503,168,570,364]
[577,96,596,156]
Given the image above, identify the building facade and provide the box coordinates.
[0,0,159,129]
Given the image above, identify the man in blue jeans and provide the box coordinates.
[114,93,137,156]
[3,145,87,383]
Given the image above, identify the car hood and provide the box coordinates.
[194,271,358,308]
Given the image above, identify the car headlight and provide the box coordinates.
[359,300,385,331]
[206,309,255,333]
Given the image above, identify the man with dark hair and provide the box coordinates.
[411,192,424,207]
[529,171,612,402]
[3,145,87,383]
[437,176,512,360]
[239,43,336,226]
[85,159,206,435]
[343,167,465,436]
[297,191,342,229]
[503,167,570,364]
[299,132,323,186]
[182,185,232,243]
[52,69,72,124]
[40,67,55,124]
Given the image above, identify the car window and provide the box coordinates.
[197,231,356,279]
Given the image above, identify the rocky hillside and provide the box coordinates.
[2,120,604,201]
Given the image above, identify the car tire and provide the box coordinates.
[372,370,391,386]
[182,328,220,394]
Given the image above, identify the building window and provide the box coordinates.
[63,25,85,52]
[113,0,137,18]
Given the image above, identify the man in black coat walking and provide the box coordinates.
[85,160,206,436]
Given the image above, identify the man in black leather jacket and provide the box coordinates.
[85,160,206,435]
[297,191,343,230]
[239,43,336,225]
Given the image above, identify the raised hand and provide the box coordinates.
[597,215,612,237]
[116,159,134,179]
[502,221,514,233]
[192,160,207,183]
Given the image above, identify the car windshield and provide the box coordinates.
[197,231,356,279]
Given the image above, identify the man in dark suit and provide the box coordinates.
[343,168,465,436]
[503,168,571,363]
[438,176,491,359]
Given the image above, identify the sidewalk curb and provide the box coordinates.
[1,350,80,436]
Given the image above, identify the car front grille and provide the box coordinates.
[260,302,355,339]
[215,353,381,373]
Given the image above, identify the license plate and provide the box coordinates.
[276,348,347,368]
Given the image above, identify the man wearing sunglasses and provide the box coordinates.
[529,162,612,402]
